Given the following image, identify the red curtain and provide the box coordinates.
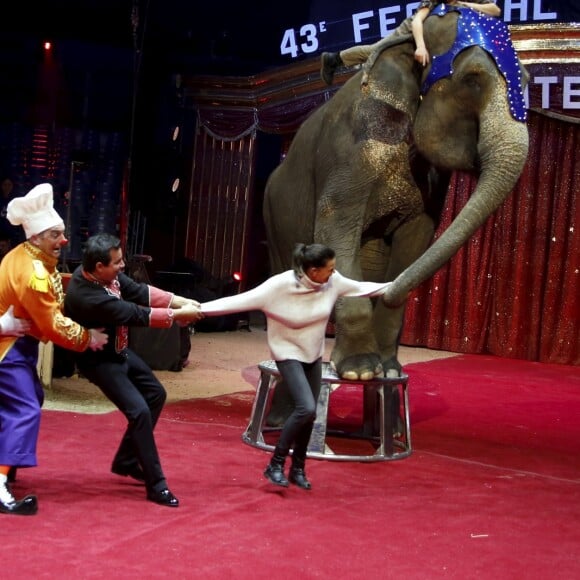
[401,111,580,365]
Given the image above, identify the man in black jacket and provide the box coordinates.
[64,233,204,507]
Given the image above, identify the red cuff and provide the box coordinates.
[149,308,174,328]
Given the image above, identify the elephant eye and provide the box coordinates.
[463,73,481,88]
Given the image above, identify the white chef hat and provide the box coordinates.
[6,183,65,239]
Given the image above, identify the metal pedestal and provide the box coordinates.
[242,360,412,462]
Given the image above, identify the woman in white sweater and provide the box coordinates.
[201,243,392,490]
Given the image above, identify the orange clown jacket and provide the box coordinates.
[0,242,91,361]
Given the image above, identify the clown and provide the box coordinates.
[0,183,108,515]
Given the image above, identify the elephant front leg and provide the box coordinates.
[331,296,384,380]
[358,236,405,377]
[373,301,406,377]
[375,212,436,376]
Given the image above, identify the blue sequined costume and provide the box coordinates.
[422,4,527,122]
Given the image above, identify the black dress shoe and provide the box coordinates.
[147,488,179,507]
[0,494,38,516]
[111,464,145,483]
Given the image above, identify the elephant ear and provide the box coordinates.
[353,99,411,145]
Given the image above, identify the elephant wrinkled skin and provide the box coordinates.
[263,9,529,382]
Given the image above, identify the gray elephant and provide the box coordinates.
[263,5,529,382]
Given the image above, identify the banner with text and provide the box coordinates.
[277,1,578,58]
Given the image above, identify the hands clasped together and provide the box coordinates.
[170,295,205,326]
[0,295,205,352]
[86,294,204,353]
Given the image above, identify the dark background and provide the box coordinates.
[3,1,573,133]
[0,1,314,221]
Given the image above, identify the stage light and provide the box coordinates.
[171,126,180,141]
[171,177,180,192]
[232,271,242,282]
[43,41,52,51]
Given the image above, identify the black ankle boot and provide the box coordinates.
[320,52,343,85]
[264,449,289,487]
[289,456,311,490]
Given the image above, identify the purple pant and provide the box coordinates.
[0,336,43,467]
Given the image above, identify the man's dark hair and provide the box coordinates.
[82,233,122,272]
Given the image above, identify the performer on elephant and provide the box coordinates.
[320,0,501,84]
[64,233,204,508]
[200,243,393,490]
[0,183,109,516]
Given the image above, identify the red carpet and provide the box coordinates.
[4,354,580,579]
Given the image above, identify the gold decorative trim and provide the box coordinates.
[520,57,580,64]
[509,23,580,62]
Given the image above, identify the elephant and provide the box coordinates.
[263,5,529,383]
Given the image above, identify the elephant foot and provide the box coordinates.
[382,356,403,378]
[334,353,383,381]
[341,367,382,381]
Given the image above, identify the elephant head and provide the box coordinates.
[384,6,529,305]
[263,6,528,381]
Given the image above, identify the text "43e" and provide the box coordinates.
[280,22,327,58]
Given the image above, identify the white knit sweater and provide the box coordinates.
[201,270,391,363]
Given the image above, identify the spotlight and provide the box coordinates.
[43,41,52,51]
[232,271,242,282]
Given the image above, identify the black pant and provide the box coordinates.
[275,358,322,458]
[79,349,167,492]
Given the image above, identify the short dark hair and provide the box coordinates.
[82,233,122,272]
[292,243,335,275]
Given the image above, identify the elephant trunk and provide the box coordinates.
[385,92,529,306]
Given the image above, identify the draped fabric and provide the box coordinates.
[401,111,580,365]
[196,93,331,140]
[190,104,578,365]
